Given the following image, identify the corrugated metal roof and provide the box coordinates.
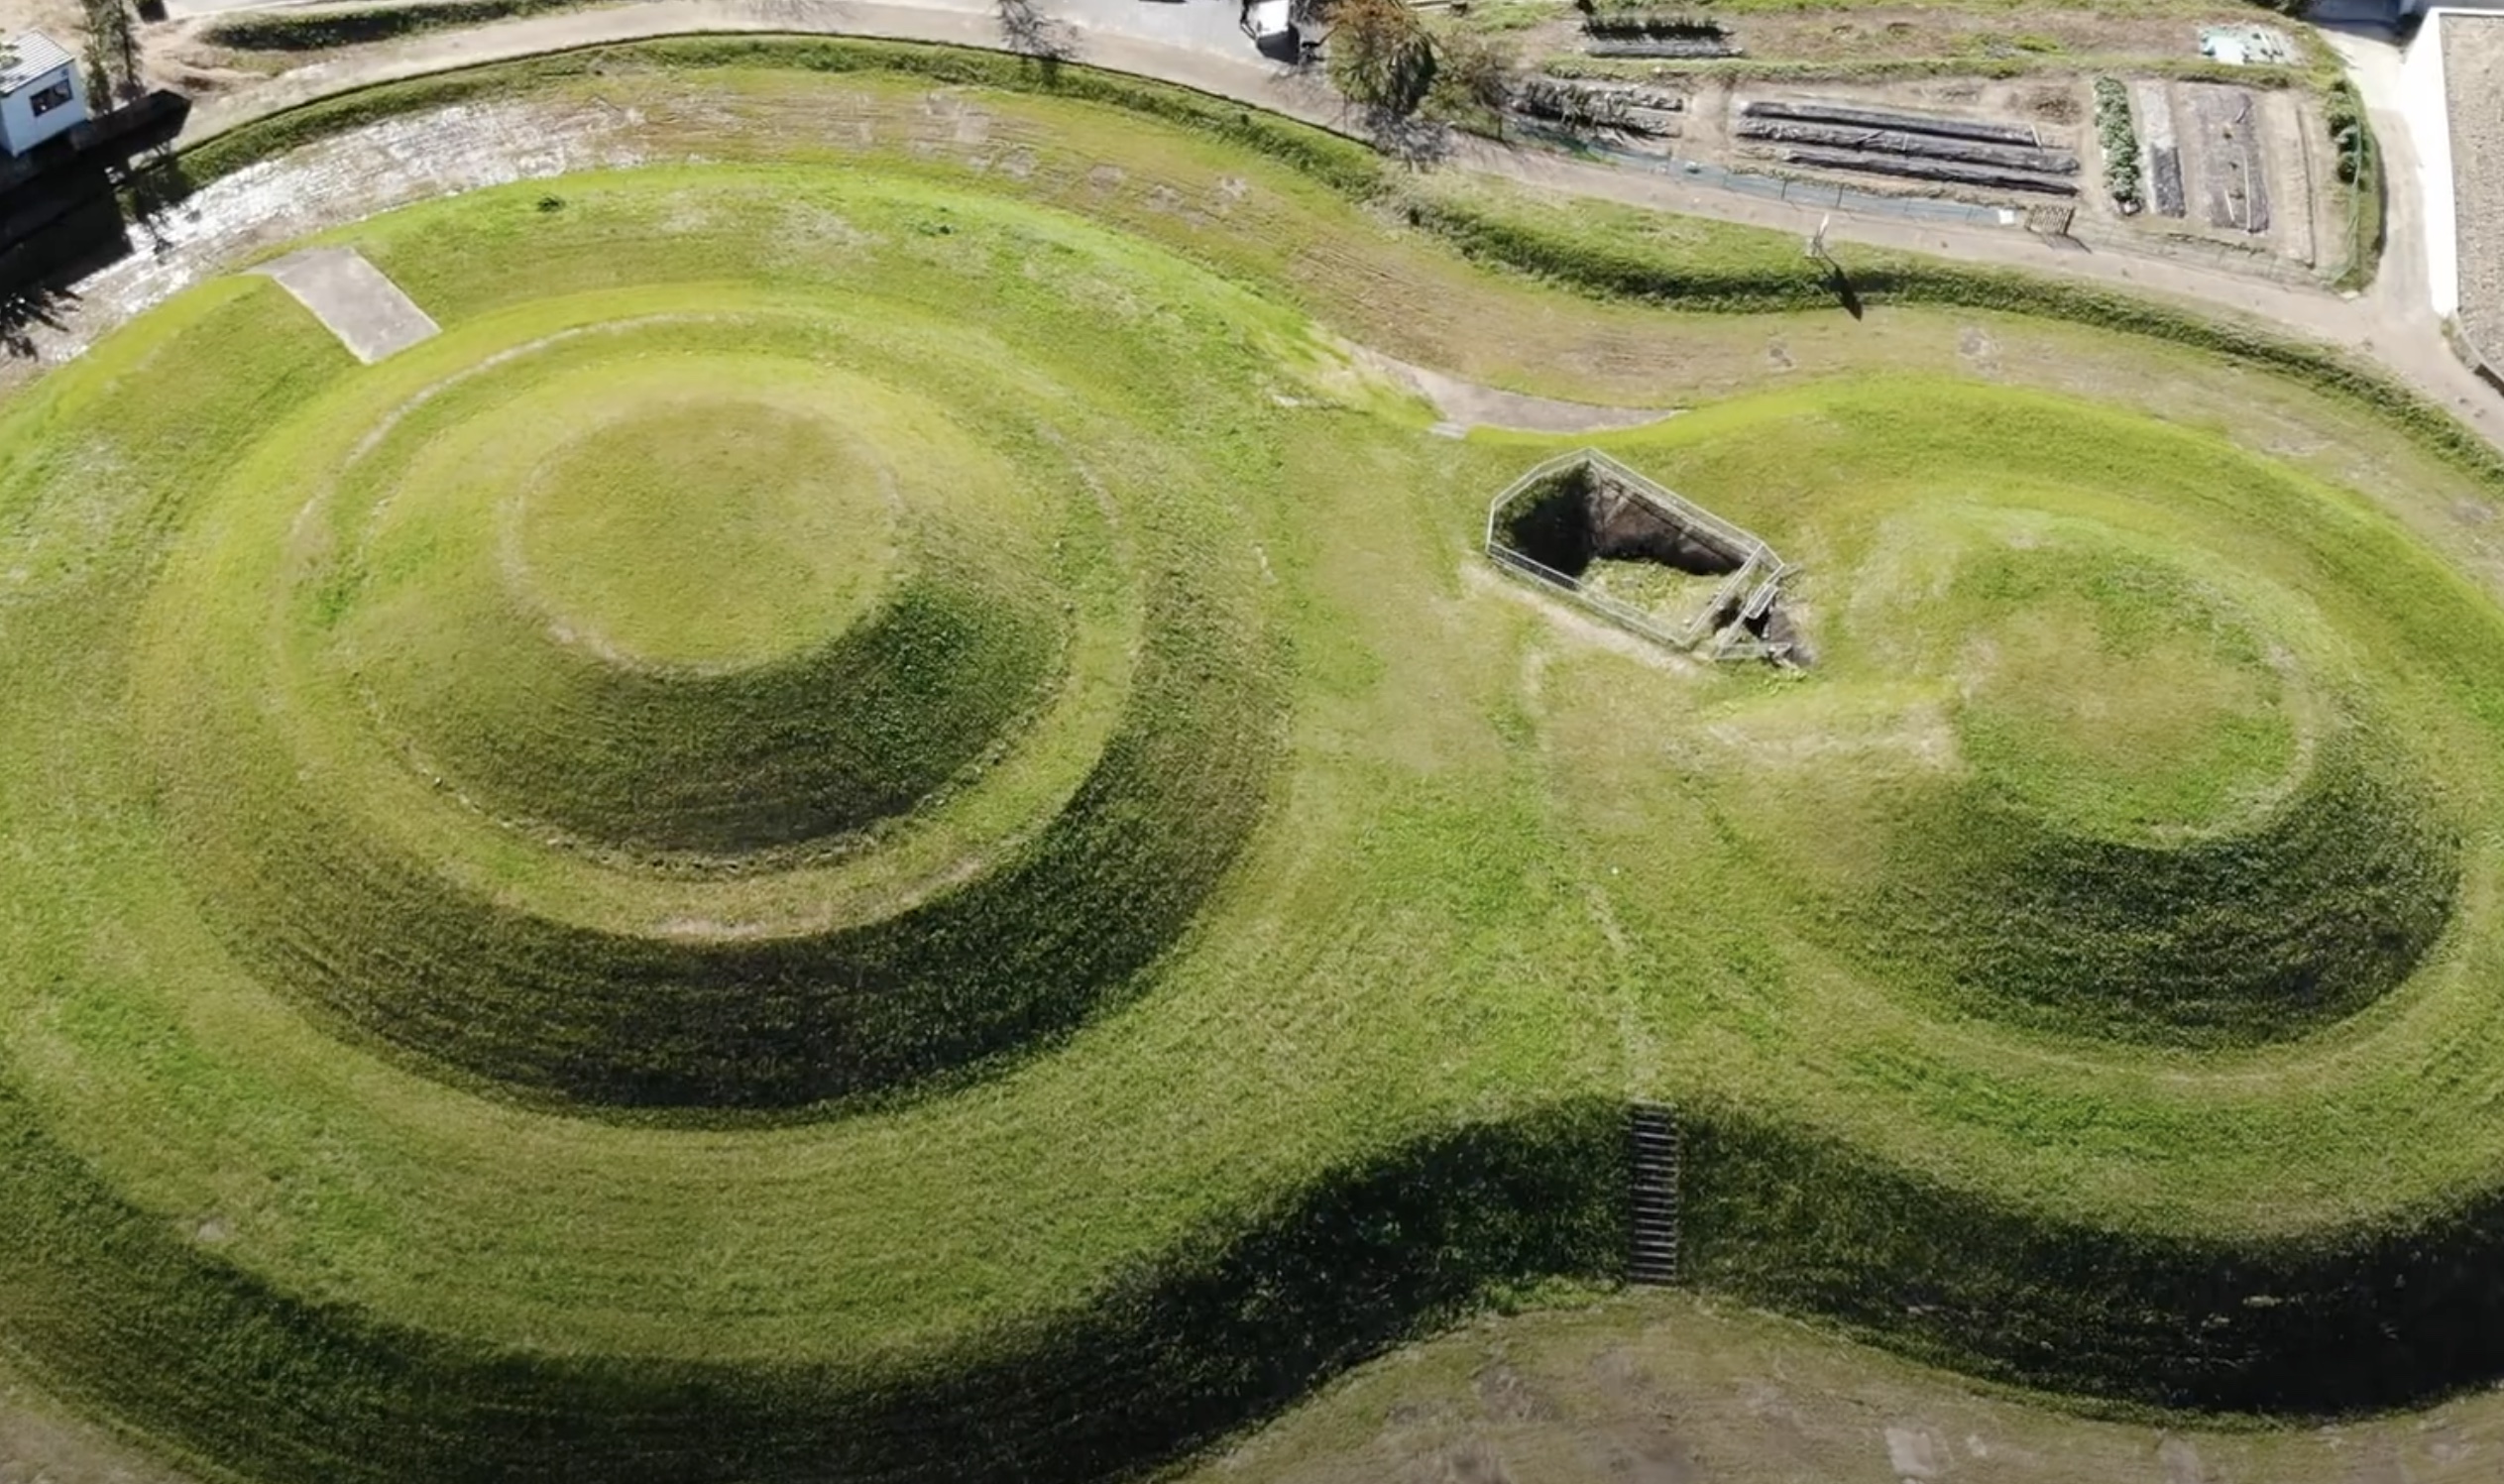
[0,33,76,96]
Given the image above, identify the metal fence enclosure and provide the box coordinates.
[1484,449,1791,660]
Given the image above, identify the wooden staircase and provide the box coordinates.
[1628,1102,1681,1286]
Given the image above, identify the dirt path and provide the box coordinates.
[134,0,2504,454]
[1354,347,1678,435]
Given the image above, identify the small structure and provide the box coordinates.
[1485,449,1795,662]
[0,35,87,160]
[2197,24,2296,67]
[1241,0,1305,61]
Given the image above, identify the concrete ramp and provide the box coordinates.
[256,247,439,363]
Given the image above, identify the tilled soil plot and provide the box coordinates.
[2447,15,2504,361]
[2132,79,2186,218]
[2184,82,2271,234]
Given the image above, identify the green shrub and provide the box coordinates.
[203,0,603,53]
[2093,75,2141,213]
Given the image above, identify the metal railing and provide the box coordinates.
[1484,448,1789,658]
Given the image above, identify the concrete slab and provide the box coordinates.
[254,246,440,363]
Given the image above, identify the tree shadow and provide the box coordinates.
[1361,107,1451,169]
[0,281,78,359]
[124,149,199,255]
[1824,261,1863,320]
[0,189,128,360]
[995,0,1079,77]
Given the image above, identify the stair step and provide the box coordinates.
[1627,1102,1683,1287]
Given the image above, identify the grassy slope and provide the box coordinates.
[331,350,1068,855]
[0,51,2501,1479]
[0,161,1628,1479]
[136,179,1296,1112]
[159,41,2457,477]
[1186,1287,2504,1484]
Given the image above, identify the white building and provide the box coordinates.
[0,33,87,159]
[2397,7,2504,369]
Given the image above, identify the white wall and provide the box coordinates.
[2406,11,2462,317]
[0,63,86,158]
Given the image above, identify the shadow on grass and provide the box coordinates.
[1825,261,1863,319]
[996,0,1079,79]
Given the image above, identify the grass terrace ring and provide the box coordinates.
[130,274,1283,1114]
[6,49,2504,1484]
[331,348,1063,856]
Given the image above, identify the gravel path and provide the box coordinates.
[2446,14,2504,364]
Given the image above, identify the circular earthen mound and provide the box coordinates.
[7,52,2504,1484]
[133,297,1280,1113]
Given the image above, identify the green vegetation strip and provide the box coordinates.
[2094,76,2141,212]
[9,48,2504,1484]
[201,0,618,53]
[2326,78,2384,292]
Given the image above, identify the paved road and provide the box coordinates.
[137,0,2504,451]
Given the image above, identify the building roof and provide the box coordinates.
[0,33,76,96]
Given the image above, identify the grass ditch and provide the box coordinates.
[147,37,2489,487]
[1678,1099,2504,1414]
[1392,183,2504,485]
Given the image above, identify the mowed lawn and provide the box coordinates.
[0,58,2499,1480]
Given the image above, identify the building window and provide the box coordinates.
[29,79,72,117]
